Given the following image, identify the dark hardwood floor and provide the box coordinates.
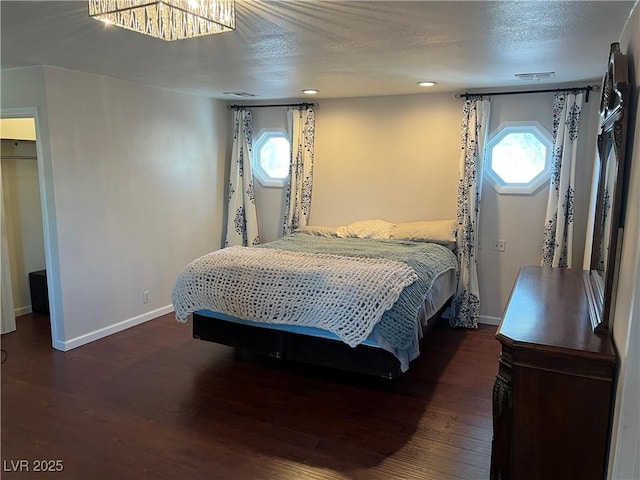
[1,313,500,480]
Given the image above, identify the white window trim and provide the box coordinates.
[252,128,290,188]
[485,121,553,195]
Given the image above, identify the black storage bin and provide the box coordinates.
[29,270,49,315]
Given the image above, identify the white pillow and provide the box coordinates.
[295,225,338,237]
[390,219,457,244]
[335,219,396,239]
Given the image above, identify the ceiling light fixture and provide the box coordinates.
[88,0,236,41]
[418,81,437,87]
[302,89,318,95]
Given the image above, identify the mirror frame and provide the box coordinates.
[584,42,630,335]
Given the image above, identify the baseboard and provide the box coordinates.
[479,315,501,326]
[14,305,32,317]
[58,305,175,351]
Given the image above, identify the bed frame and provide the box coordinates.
[192,300,451,380]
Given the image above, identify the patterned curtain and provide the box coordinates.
[283,106,316,235]
[541,92,584,268]
[225,109,259,247]
[451,98,491,329]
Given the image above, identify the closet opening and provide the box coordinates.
[1,116,52,346]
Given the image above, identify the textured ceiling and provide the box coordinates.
[1,1,637,100]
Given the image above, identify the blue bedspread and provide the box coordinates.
[259,232,458,349]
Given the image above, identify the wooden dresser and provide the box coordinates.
[490,266,616,480]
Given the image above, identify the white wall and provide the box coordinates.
[226,96,461,245]
[0,66,63,341]
[608,3,640,478]
[478,92,600,321]
[1,66,228,349]
[1,139,45,313]
[306,91,598,321]
[311,94,460,226]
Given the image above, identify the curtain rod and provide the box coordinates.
[228,102,317,110]
[455,84,599,102]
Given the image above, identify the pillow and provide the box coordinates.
[390,219,457,244]
[295,225,338,237]
[335,219,396,239]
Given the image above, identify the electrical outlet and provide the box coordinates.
[493,239,506,252]
[143,291,150,304]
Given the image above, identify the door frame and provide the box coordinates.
[1,107,63,349]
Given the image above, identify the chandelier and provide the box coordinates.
[88,0,235,41]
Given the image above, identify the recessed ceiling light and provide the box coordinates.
[418,81,437,87]
[302,89,318,95]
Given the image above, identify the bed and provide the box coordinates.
[172,219,459,379]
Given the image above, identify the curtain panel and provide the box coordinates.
[541,92,584,268]
[283,107,316,235]
[1,174,16,334]
[225,109,259,247]
[451,98,491,329]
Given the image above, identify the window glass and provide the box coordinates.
[491,132,547,183]
[259,136,289,179]
[253,130,290,187]
[486,122,552,194]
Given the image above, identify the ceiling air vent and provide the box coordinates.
[223,92,256,97]
[515,72,555,82]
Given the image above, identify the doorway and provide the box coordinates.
[0,109,59,348]
[1,118,47,334]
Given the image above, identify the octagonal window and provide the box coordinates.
[253,130,290,187]
[486,122,553,195]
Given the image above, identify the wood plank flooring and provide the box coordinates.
[1,313,500,480]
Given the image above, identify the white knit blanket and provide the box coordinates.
[172,246,418,347]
